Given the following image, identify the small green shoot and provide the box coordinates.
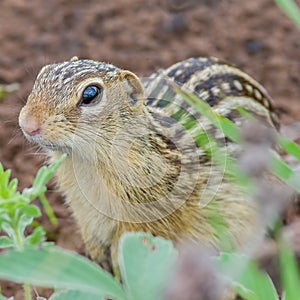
[216,252,279,300]
[274,0,300,29]
[279,238,300,300]
[0,83,20,100]
[0,154,66,299]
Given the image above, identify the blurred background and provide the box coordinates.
[0,0,300,298]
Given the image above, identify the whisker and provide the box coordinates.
[2,119,18,125]
[7,129,22,145]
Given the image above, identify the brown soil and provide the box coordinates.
[0,0,300,299]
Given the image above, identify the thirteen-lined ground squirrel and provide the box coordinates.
[19,56,279,269]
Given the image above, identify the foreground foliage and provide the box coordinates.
[1,2,300,298]
[0,93,300,299]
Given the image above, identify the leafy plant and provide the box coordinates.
[216,252,278,300]
[1,86,300,299]
[0,233,177,300]
[0,154,66,299]
[216,240,300,300]
[0,154,66,251]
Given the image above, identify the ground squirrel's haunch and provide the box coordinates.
[19,56,279,268]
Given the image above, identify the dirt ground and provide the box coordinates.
[0,0,300,298]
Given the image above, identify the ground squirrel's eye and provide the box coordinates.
[80,85,102,106]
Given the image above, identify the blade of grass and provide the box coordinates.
[271,156,300,193]
[39,193,57,226]
[171,84,300,193]
[173,86,241,143]
[279,239,300,300]
[274,0,300,29]
[216,253,279,300]
[278,137,300,161]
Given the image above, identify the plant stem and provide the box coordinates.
[24,284,31,300]
[14,228,23,251]
[39,193,58,226]
[13,226,32,300]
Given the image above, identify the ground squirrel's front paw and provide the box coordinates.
[86,240,113,273]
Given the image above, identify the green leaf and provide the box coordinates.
[25,227,46,247]
[39,193,57,226]
[18,215,34,237]
[274,0,300,29]
[30,154,67,199]
[0,247,126,300]
[216,252,279,300]
[0,217,10,232]
[0,236,13,249]
[279,137,300,161]
[271,156,300,193]
[226,280,257,300]
[1,222,15,239]
[49,289,103,300]
[0,168,11,199]
[279,239,300,300]
[21,155,66,226]
[172,86,241,143]
[8,178,18,195]
[119,232,177,300]
[21,204,41,218]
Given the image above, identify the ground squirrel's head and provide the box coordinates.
[19,57,145,155]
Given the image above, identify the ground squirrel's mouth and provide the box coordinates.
[23,131,69,153]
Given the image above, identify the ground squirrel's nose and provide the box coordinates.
[19,110,41,136]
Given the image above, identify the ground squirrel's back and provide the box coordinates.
[143,57,278,166]
[19,56,279,270]
[145,57,278,128]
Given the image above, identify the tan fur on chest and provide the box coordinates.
[52,154,118,247]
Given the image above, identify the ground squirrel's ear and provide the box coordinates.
[119,70,144,105]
